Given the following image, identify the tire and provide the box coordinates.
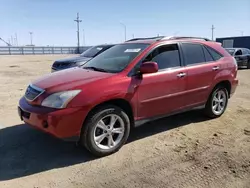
[247,60,250,69]
[204,86,229,118]
[80,105,130,157]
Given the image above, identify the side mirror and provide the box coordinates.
[140,61,158,74]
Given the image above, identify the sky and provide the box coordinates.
[0,0,249,46]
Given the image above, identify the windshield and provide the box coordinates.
[225,49,236,56]
[80,46,105,58]
[82,43,149,73]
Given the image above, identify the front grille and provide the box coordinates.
[25,84,44,101]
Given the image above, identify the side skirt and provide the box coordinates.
[134,104,205,128]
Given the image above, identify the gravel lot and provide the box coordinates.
[0,55,249,188]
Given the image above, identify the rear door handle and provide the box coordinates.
[177,72,186,78]
[212,66,219,71]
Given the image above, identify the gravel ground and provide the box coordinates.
[0,55,249,188]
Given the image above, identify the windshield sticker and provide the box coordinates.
[124,48,141,53]
[96,47,103,51]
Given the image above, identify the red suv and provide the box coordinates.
[18,36,239,157]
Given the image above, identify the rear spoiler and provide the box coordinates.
[215,42,222,46]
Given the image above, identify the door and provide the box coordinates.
[135,43,187,119]
[240,49,250,67]
[180,43,223,107]
[234,49,247,67]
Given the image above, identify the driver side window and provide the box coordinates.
[143,44,181,70]
[235,50,242,56]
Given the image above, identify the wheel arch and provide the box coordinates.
[82,98,135,130]
[212,80,231,98]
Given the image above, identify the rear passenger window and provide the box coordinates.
[202,46,214,62]
[206,47,223,60]
[182,43,205,65]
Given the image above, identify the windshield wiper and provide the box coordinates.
[83,66,108,72]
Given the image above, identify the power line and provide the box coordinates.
[74,12,82,53]
[211,25,215,41]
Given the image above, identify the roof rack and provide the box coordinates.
[163,36,211,41]
[125,36,165,42]
[126,36,211,42]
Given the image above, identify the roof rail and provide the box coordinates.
[126,36,165,42]
[161,36,211,41]
[125,36,212,42]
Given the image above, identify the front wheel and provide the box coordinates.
[204,86,229,118]
[80,105,130,157]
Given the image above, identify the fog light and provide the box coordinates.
[42,121,49,128]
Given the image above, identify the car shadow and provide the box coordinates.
[128,110,209,143]
[0,110,210,181]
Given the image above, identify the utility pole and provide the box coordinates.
[11,35,13,45]
[211,25,215,41]
[15,33,18,46]
[74,12,82,53]
[132,34,134,39]
[29,32,33,45]
[82,29,85,46]
[120,22,126,41]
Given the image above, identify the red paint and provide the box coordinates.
[18,39,239,140]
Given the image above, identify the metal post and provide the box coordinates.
[120,22,126,41]
[74,12,82,53]
[211,25,215,41]
[82,29,85,46]
[29,32,33,45]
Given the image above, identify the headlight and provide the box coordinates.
[41,90,81,109]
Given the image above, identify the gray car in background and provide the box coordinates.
[225,48,250,69]
[51,44,115,72]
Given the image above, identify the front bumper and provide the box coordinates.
[18,97,88,141]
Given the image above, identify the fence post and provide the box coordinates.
[61,47,63,54]
[32,47,35,54]
[52,47,54,54]
[21,47,24,55]
[42,47,44,54]
[8,47,11,55]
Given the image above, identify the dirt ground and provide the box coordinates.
[0,55,249,188]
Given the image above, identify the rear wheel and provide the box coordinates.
[204,86,228,118]
[80,105,130,157]
[247,60,250,69]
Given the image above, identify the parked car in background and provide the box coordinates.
[18,36,238,157]
[51,44,115,72]
[225,48,250,69]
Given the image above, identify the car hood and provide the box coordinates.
[32,67,114,92]
[54,56,92,63]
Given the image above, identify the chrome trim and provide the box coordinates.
[24,84,45,102]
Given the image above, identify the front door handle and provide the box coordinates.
[177,72,186,78]
[212,66,220,71]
